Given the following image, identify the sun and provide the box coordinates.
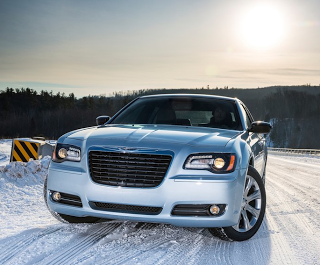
[240,4,285,50]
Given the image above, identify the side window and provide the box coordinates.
[239,104,252,129]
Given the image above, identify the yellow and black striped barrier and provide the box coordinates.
[10,138,54,162]
[11,139,40,162]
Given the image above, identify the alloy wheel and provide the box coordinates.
[233,174,262,232]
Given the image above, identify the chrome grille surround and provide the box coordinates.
[89,150,172,188]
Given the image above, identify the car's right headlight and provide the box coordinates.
[183,153,236,173]
[52,143,81,162]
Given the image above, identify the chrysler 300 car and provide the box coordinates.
[44,94,272,241]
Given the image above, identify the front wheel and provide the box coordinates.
[209,166,266,241]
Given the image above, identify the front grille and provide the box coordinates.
[90,201,162,215]
[89,151,172,188]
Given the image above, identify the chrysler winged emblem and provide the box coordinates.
[118,147,137,153]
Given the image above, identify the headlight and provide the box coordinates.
[184,153,236,173]
[52,143,81,162]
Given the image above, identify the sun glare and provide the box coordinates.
[240,4,285,50]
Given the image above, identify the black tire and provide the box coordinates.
[209,166,266,241]
[43,176,100,224]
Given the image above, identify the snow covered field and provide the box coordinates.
[0,139,320,265]
[0,139,12,167]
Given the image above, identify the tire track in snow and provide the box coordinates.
[135,222,160,230]
[268,154,320,171]
[105,237,171,265]
[68,222,159,265]
[176,230,233,265]
[0,226,62,265]
[268,157,320,197]
[265,186,306,265]
[151,229,225,265]
[90,225,191,265]
[266,184,320,264]
[94,224,174,265]
[267,178,316,234]
[189,233,233,265]
[265,157,320,265]
[197,237,233,265]
[263,209,298,265]
[32,223,121,265]
[267,156,320,232]
[175,232,208,265]
[267,167,320,232]
[251,221,274,264]
[157,231,201,265]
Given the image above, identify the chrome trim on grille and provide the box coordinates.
[89,151,172,188]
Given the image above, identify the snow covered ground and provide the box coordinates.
[0,139,320,265]
[0,139,12,167]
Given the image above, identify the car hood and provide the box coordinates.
[66,124,240,147]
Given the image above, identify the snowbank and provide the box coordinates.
[0,157,50,183]
[0,156,57,240]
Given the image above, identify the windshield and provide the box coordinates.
[110,96,242,130]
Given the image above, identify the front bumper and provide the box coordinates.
[46,165,247,228]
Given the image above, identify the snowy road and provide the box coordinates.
[0,141,319,264]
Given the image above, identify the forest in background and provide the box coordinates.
[0,85,320,148]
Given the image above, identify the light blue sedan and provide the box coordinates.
[45,94,271,241]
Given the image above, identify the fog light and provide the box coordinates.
[52,191,61,201]
[209,205,220,215]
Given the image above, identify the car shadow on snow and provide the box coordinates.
[228,217,272,265]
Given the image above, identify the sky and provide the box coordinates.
[0,0,319,97]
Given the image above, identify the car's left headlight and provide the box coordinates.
[52,143,81,162]
[184,153,236,173]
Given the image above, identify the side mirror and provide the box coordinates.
[248,121,272,134]
[96,115,110,126]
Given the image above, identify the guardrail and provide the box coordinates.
[268,147,320,155]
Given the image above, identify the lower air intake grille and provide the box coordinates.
[90,202,162,215]
[89,151,172,188]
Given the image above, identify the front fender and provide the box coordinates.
[225,131,251,171]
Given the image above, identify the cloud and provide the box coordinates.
[0,82,82,88]
[230,68,320,76]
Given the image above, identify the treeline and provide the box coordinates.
[0,86,320,148]
[264,88,320,148]
[0,87,128,139]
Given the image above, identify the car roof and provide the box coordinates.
[140,93,238,103]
